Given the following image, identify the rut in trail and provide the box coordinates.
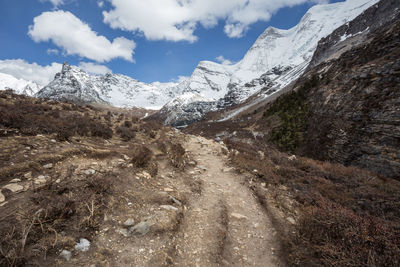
[172,135,283,266]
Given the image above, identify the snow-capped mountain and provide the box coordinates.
[22,0,378,122]
[36,63,180,109]
[0,72,41,96]
[156,0,379,125]
[153,92,217,126]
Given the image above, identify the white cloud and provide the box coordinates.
[40,0,65,7]
[47,48,59,55]
[0,59,62,86]
[97,1,104,8]
[216,55,234,65]
[79,62,112,75]
[28,11,136,62]
[103,0,323,42]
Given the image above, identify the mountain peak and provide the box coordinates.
[61,62,72,73]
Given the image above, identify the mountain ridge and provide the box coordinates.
[0,72,41,96]
[152,0,379,126]
[1,0,379,120]
[35,63,180,109]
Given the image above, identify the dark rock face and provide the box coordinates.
[310,0,400,67]
[300,18,400,179]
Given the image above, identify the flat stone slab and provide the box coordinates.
[3,183,24,193]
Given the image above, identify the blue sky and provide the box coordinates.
[0,0,343,84]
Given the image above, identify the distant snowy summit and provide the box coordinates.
[0,0,378,119]
[0,73,41,96]
[36,62,180,109]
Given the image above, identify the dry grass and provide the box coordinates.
[0,91,113,140]
[0,91,190,266]
[0,147,115,183]
[0,170,116,266]
[293,196,400,266]
[224,139,400,266]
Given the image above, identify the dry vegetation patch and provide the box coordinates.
[225,139,400,266]
[0,91,113,140]
[0,92,190,266]
[0,170,116,266]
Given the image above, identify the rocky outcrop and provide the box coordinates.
[300,16,400,179]
[310,0,400,67]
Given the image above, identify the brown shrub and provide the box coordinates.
[89,123,113,139]
[292,197,400,266]
[131,145,153,168]
[0,93,113,140]
[123,120,132,128]
[141,121,162,138]
[116,126,136,141]
[168,143,186,169]
[0,171,115,266]
[224,138,400,266]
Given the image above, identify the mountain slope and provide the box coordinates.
[155,0,379,126]
[185,0,400,179]
[33,0,377,115]
[0,72,41,96]
[36,63,180,109]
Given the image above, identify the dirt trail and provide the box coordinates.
[0,131,283,266]
[173,135,282,266]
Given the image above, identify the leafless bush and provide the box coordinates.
[116,126,136,141]
[131,144,153,168]
[168,143,186,169]
[123,120,132,128]
[0,93,113,139]
[0,172,115,265]
[225,138,400,266]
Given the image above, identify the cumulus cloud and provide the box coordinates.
[28,11,136,62]
[79,62,112,75]
[47,48,59,55]
[0,59,62,86]
[97,1,104,8]
[40,0,65,7]
[103,0,324,42]
[216,55,234,65]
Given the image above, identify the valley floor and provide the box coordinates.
[0,129,284,266]
[1,92,398,266]
[61,135,284,266]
